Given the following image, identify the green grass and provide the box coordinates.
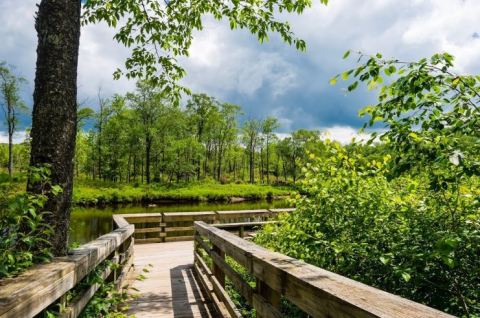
[0,172,293,206]
[73,180,292,206]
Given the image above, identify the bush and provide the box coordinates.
[0,167,58,278]
[255,142,480,317]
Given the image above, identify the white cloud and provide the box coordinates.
[276,126,377,145]
[0,0,479,131]
[319,125,371,145]
[182,19,298,99]
[0,131,28,144]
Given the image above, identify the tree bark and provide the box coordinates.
[145,135,152,184]
[28,0,81,256]
[249,146,255,184]
[7,113,13,177]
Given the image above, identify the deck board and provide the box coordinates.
[128,241,220,318]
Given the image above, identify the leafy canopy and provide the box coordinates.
[82,0,328,99]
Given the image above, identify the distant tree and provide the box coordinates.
[30,0,327,255]
[0,62,27,177]
[127,81,169,184]
[242,119,262,184]
[186,94,218,180]
[262,117,280,184]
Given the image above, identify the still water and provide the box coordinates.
[70,200,290,244]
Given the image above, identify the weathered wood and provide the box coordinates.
[134,227,165,234]
[212,245,225,288]
[0,224,134,318]
[135,237,165,244]
[163,211,216,222]
[59,263,114,318]
[213,221,276,229]
[194,221,455,318]
[129,241,219,317]
[268,208,295,213]
[165,235,194,242]
[113,215,130,228]
[210,250,253,304]
[256,278,281,318]
[194,259,231,317]
[252,293,283,318]
[165,226,195,232]
[215,209,272,220]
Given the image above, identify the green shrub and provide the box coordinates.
[255,142,480,317]
[0,166,59,278]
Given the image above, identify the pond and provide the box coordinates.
[70,199,290,245]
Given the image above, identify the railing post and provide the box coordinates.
[255,278,282,318]
[212,245,225,288]
[160,213,166,243]
[239,225,245,238]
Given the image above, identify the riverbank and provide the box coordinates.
[73,181,293,206]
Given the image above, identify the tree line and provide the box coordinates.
[73,81,324,185]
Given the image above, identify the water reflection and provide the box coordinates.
[70,200,290,245]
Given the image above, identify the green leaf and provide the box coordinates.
[343,50,351,59]
[329,75,338,86]
[401,272,411,282]
[347,81,358,91]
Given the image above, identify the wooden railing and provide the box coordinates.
[116,208,294,244]
[193,221,455,318]
[0,216,134,318]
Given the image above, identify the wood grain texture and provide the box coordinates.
[128,241,221,318]
[0,225,134,318]
[194,221,455,318]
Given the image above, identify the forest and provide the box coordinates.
[0,1,479,318]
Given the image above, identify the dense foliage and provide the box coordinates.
[256,53,480,317]
[71,84,325,186]
[0,167,58,278]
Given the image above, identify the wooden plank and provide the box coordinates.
[210,250,253,304]
[59,263,114,318]
[113,215,130,228]
[118,213,163,218]
[0,225,134,318]
[165,235,194,242]
[134,227,165,234]
[163,211,216,222]
[123,216,162,223]
[252,293,282,318]
[213,221,276,229]
[129,241,220,318]
[165,226,194,232]
[135,237,164,244]
[256,278,281,318]
[212,246,225,288]
[268,208,295,213]
[195,221,455,318]
[215,209,271,220]
[209,270,242,318]
[194,251,236,318]
[194,262,232,318]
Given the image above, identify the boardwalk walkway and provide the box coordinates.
[127,241,220,318]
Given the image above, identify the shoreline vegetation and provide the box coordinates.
[73,181,292,206]
[1,174,293,206]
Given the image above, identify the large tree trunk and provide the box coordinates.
[28,0,81,256]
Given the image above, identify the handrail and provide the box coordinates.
[0,216,134,318]
[116,208,294,243]
[193,221,455,318]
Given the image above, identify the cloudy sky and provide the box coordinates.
[1,0,479,143]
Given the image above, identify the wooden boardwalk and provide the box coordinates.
[128,241,220,318]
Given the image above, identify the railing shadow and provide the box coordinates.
[170,264,218,318]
